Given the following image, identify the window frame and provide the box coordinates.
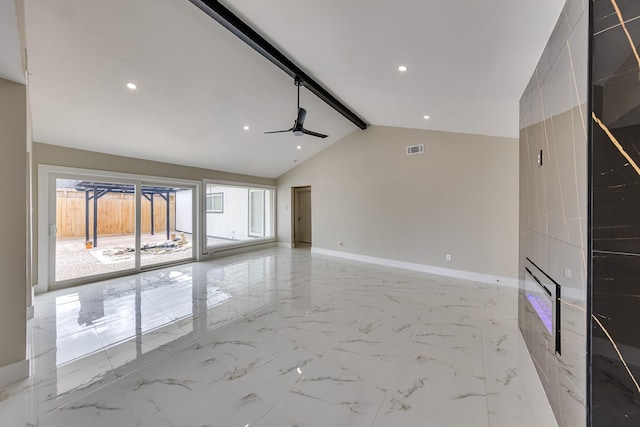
[202,179,276,253]
[206,192,224,213]
[248,189,265,238]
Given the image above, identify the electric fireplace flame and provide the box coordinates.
[526,293,553,334]
[524,258,561,355]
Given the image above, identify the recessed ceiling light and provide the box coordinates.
[398,65,408,72]
[243,125,250,131]
[126,82,137,90]
[297,145,302,150]
[423,115,430,119]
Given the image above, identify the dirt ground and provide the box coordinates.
[55,233,194,282]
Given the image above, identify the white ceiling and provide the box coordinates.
[24,0,565,179]
[0,0,25,83]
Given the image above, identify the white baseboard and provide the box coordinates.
[34,282,47,295]
[277,242,293,249]
[207,241,277,259]
[311,247,518,288]
[26,305,34,320]
[0,359,29,389]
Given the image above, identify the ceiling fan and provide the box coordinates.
[264,79,328,139]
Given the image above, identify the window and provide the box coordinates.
[206,192,223,213]
[249,189,265,237]
[204,182,273,248]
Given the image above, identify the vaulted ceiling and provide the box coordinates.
[22,0,565,178]
[0,0,24,84]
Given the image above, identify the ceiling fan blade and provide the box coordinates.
[264,127,294,134]
[296,108,307,127]
[301,128,328,138]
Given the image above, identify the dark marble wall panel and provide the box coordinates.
[592,122,640,253]
[592,1,640,255]
[592,253,640,424]
[519,1,588,425]
[591,0,640,424]
[593,0,640,39]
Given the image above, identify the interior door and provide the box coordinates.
[294,187,312,246]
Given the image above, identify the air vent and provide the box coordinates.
[406,144,425,156]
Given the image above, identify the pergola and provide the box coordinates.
[74,181,179,247]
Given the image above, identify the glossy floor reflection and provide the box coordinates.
[1,248,558,426]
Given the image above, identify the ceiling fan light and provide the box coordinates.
[293,130,304,136]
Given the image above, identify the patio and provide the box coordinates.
[55,233,193,282]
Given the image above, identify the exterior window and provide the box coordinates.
[206,192,223,213]
[204,182,273,248]
[249,189,265,237]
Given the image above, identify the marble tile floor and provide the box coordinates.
[0,248,558,426]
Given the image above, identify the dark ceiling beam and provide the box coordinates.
[188,0,368,130]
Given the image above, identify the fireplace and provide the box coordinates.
[524,258,561,355]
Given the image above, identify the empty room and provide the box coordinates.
[1,0,639,426]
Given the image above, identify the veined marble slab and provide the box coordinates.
[0,248,556,426]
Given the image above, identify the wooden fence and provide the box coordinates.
[56,189,176,238]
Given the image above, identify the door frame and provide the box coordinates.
[292,186,311,248]
[37,164,201,294]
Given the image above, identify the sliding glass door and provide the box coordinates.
[140,185,193,268]
[51,173,196,288]
[55,178,137,282]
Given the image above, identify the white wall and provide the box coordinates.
[206,186,249,240]
[205,185,274,241]
[0,77,28,380]
[175,189,192,233]
[276,125,519,279]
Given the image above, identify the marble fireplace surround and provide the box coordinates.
[521,0,640,425]
[519,0,588,425]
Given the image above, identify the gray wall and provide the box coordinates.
[277,125,519,279]
[33,142,274,186]
[518,0,588,424]
[0,78,27,371]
